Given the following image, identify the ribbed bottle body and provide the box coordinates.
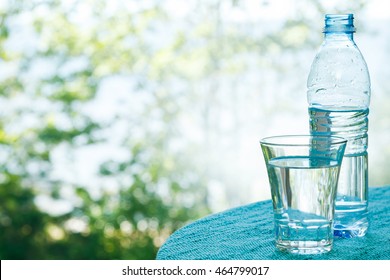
[308,107,368,237]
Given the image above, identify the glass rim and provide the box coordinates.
[259,134,347,147]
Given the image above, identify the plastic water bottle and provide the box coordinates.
[307,14,370,238]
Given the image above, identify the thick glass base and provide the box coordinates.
[274,213,334,255]
[276,240,332,254]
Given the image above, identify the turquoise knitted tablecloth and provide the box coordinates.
[157,186,390,260]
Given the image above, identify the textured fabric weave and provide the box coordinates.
[157,186,390,260]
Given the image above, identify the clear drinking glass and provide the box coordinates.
[260,135,347,254]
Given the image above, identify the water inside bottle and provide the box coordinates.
[309,106,369,237]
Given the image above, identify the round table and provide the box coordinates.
[157,186,390,260]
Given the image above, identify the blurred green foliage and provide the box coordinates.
[0,0,211,259]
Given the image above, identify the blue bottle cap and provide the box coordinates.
[324,14,355,33]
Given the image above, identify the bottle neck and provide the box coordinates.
[324,32,354,41]
[323,14,355,42]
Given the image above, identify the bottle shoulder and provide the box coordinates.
[307,43,371,108]
[307,87,370,108]
[311,44,368,67]
[307,45,370,88]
